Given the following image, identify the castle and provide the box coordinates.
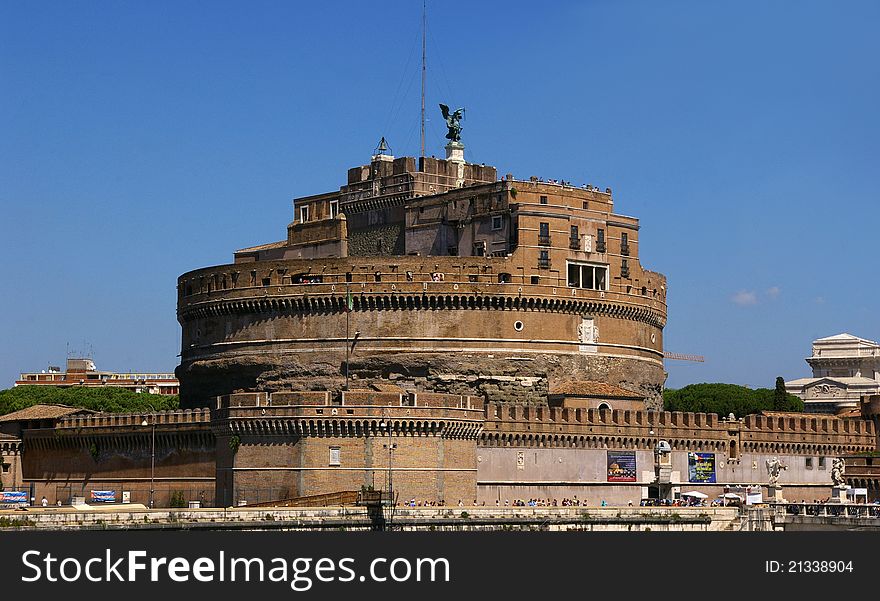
[176,145,667,410]
[3,140,879,508]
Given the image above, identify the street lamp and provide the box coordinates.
[649,429,657,502]
[141,417,155,509]
[378,416,396,505]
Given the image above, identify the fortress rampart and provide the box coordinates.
[13,392,878,508]
[481,404,876,456]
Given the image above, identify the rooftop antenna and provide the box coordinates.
[420,0,427,159]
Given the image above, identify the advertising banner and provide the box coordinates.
[607,451,637,482]
[0,490,28,506]
[687,452,716,483]
[90,490,116,503]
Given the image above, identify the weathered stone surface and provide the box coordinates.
[178,351,664,409]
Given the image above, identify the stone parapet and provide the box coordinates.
[482,404,876,455]
[213,391,484,440]
[55,408,212,431]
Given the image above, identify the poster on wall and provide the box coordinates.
[607,451,637,482]
[687,452,716,483]
[0,490,28,507]
[90,490,116,503]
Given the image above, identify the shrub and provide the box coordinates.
[169,490,187,508]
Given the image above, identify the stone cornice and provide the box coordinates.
[178,290,666,330]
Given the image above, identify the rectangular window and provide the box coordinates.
[818,456,826,470]
[567,261,608,291]
[538,250,550,269]
[805,457,813,469]
[538,222,550,246]
[329,200,339,219]
[492,215,503,230]
[621,259,629,278]
[621,232,629,255]
[540,195,548,205]
[530,275,540,285]
[567,263,580,287]
[472,241,485,256]
[329,447,340,466]
[582,201,588,209]
[596,228,606,253]
[299,205,310,223]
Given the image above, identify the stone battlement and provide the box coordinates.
[481,403,876,455]
[55,408,211,431]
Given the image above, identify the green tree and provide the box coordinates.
[0,386,179,417]
[774,376,788,411]
[663,382,803,418]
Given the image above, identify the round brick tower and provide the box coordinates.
[177,153,667,409]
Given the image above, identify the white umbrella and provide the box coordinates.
[723,493,743,500]
[681,491,708,499]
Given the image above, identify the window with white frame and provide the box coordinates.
[329,200,339,219]
[566,261,608,290]
[329,447,341,466]
[299,205,310,223]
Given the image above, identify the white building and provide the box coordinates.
[785,333,880,414]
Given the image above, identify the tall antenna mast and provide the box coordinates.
[420,0,427,158]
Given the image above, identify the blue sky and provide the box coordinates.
[1,1,878,390]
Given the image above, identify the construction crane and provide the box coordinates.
[663,351,705,362]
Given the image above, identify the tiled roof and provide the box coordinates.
[235,240,287,253]
[0,404,97,422]
[549,381,643,399]
[368,382,406,393]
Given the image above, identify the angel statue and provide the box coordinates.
[831,457,846,487]
[766,457,787,486]
[439,103,464,143]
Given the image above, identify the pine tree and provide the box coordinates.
[774,376,788,411]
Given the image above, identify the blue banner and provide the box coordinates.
[1,491,28,505]
[607,451,637,482]
[687,452,716,483]
[90,490,116,503]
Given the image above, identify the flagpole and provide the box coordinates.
[345,283,350,391]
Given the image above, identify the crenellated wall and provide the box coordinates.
[476,404,877,504]
[9,396,879,508]
[21,409,215,507]
[213,391,484,506]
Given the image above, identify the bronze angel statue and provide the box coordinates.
[439,103,463,142]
